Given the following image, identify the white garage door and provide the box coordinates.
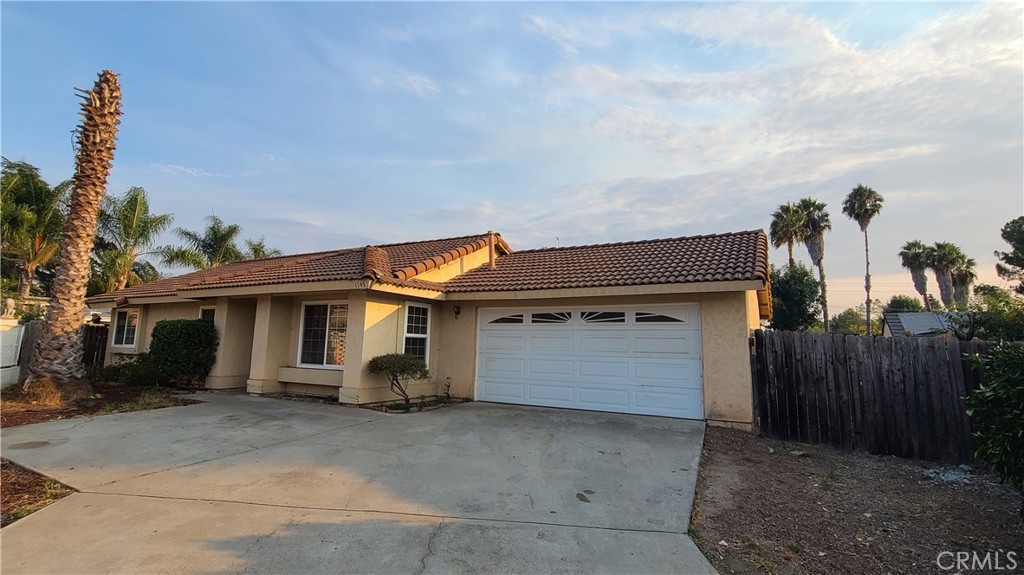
[475,305,703,419]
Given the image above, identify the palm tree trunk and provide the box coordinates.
[863,229,871,335]
[787,241,795,268]
[936,271,954,309]
[25,70,122,405]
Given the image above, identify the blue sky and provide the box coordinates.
[2,2,1021,310]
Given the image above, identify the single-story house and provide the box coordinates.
[882,311,953,337]
[87,230,771,428]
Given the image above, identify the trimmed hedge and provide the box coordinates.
[149,319,219,387]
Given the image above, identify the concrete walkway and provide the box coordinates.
[1,392,716,574]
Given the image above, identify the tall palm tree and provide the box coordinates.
[27,70,122,400]
[95,186,173,291]
[951,257,977,309]
[899,240,932,310]
[1,159,71,300]
[841,184,884,335]
[160,215,243,270]
[769,202,804,268]
[928,242,966,309]
[796,197,832,331]
[243,237,283,260]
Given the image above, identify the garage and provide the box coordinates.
[475,304,703,419]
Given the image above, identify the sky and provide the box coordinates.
[2,1,1022,312]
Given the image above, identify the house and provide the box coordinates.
[882,311,953,337]
[87,230,771,428]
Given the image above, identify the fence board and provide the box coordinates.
[752,330,988,464]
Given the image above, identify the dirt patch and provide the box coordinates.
[1,383,200,428]
[1,458,73,526]
[690,427,1023,574]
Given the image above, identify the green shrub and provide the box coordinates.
[366,353,428,404]
[89,353,162,387]
[967,343,1024,511]
[148,319,219,388]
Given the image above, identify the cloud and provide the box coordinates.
[396,71,441,98]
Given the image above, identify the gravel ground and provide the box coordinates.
[690,426,1023,574]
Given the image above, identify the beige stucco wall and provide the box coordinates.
[246,295,295,394]
[434,291,759,426]
[206,297,257,389]
[106,302,205,363]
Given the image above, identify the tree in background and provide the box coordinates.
[769,202,803,268]
[842,184,884,335]
[899,240,932,310]
[243,237,283,260]
[995,216,1024,295]
[951,257,977,309]
[94,186,173,291]
[830,302,883,336]
[795,197,832,331]
[1,158,71,300]
[160,215,243,270]
[768,263,821,332]
[928,241,968,309]
[27,70,123,401]
[881,294,925,314]
[951,284,1024,342]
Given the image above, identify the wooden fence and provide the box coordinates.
[82,324,109,369]
[751,330,988,463]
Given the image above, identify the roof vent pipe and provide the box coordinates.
[487,230,497,270]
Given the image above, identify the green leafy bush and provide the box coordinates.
[967,343,1024,511]
[90,353,161,387]
[148,319,219,388]
[366,353,428,404]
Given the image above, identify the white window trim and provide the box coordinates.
[112,309,140,349]
[296,301,348,371]
[404,302,431,365]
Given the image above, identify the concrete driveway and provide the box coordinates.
[1,392,715,574]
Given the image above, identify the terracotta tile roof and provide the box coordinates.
[87,234,495,303]
[443,230,769,293]
[87,230,768,304]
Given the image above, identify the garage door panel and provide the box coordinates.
[481,380,526,400]
[527,383,574,403]
[577,386,631,409]
[633,335,699,355]
[483,334,526,351]
[528,334,574,352]
[577,335,629,353]
[477,305,703,419]
[482,357,526,376]
[527,358,573,376]
[578,359,629,378]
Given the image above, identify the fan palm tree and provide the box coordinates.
[898,240,932,310]
[1,159,71,300]
[951,257,977,309]
[928,242,967,309]
[842,184,884,334]
[769,202,803,268]
[27,70,122,400]
[95,186,173,291]
[160,215,243,270]
[243,237,283,260]
[796,197,832,331]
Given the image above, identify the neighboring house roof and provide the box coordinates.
[87,230,770,306]
[883,312,952,337]
[444,230,769,293]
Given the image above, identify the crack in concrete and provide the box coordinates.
[79,491,686,536]
[417,518,445,575]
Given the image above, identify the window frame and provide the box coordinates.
[199,307,216,323]
[296,301,348,370]
[112,309,140,349]
[403,302,431,364]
